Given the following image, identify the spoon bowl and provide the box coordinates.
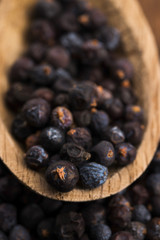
[0,0,160,201]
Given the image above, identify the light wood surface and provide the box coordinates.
[0,0,160,202]
[138,0,160,51]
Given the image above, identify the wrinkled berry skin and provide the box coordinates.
[123,121,144,146]
[9,225,31,240]
[22,98,51,128]
[102,98,124,120]
[111,231,134,240]
[40,127,65,153]
[91,141,115,167]
[79,162,108,189]
[67,127,92,150]
[51,106,73,130]
[29,64,55,86]
[127,221,146,240]
[88,224,112,240]
[107,126,125,145]
[9,57,34,83]
[25,146,49,170]
[60,143,91,166]
[46,160,79,192]
[147,218,160,240]
[115,143,137,166]
[111,59,134,81]
[73,110,91,127]
[125,105,144,123]
[25,132,40,150]
[69,83,98,110]
[0,203,17,232]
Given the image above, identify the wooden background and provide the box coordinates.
[139,0,160,51]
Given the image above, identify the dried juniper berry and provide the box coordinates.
[110,59,134,81]
[20,204,44,230]
[88,224,112,240]
[60,143,91,166]
[57,12,79,33]
[91,141,115,167]
[37,218,55,240]
[109,194,131,208]
[90,109,110,137]
[0,231,7,240]
[80,39,108,65]
[98,26,120,51]
[125,105,144,123]
[31,88,54,104]
[69,83,98,110]
[67,127,92,150]
[117,87,137,105]
[73,110,91,127]
[29,20,55,45]
[51,106,73,130]
[53,78,75,93]
[9,57,34,83]
[5,83,34,112]
[34,0,61,20]
[102,98,124,120]
[79,162,108,189]
[22,98,51,128]
[40,127,65,153]
[29,64,55,86]
[46,161,79,192]
[40,198,62,215]
[107,126,125,145]
[111,231,134,240]
[60,32,83,54]
[9,225,31,240]
[27,42,46,63]
[147,218,160,240]
[115,143,137,166]
[132,205,151,223]
[0,203,17,232]
[46,46,70,68]
[146,173,160,195]
[127,221,147,240]
[129,184,149,205]
[25,145,49,170]
[150,195,160,217]
[11,114,33,141]
[82,203,106,226]
[123,121,144,146]
[108,204,132,228]
[55,211,85,239]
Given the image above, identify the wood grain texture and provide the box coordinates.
[0,0,160,202]
[138,0,160,51]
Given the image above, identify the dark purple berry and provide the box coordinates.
[67,127,92,150]
[31,88,54,104]
[88,224,112,240]
[25,146,49,170]
[99,26,120,51]
[91,141,115,167]
[60,32,83,54]
[123,121,144,146]
[125,105,144,122]
[29,64,55,86]
[115,143,137,166]
[108,126,125,144]
[40,127,65,153]
[46,161,79,192]
[147,218,160,240]
[9,225,31,240]
[51,106,73,130]
[46,46,70,68]
[27,42,46,63]
[102,98,124,120]
[0,204,17,232]
[22,98,51,128]
[60,143,91,166]
[127,221,147,240]
[111,231,134,240]
[146,173,160,195]
[37,218,55,240]
[57,12,79,32]
[73,110,91,127]
[109,205,132,228]
[132,205,151,223]
[79,162,108,189]
[53,78,75,93]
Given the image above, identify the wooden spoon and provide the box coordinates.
[0,0,160,202]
